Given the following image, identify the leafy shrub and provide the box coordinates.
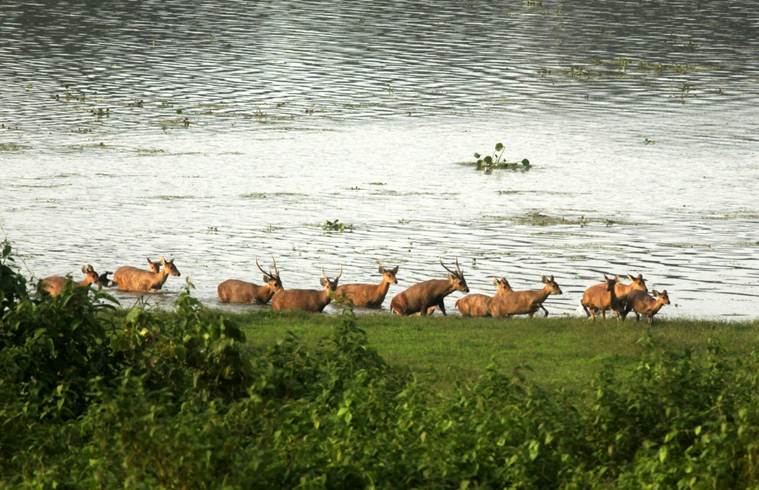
[2,245,759,488]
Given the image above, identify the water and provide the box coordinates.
[1,0,758,318]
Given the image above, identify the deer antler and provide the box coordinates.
[256,258,272,278]
[440,259,455,275]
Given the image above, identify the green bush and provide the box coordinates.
[1,243,759,488]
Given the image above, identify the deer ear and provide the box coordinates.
[160,256,166,264]
[541,275,548,283]
[378,265,385,273]
[550,275,555,282]
[392,266,399,274]
[492,277,499,285]
[82,265,87,273]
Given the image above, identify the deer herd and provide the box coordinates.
[40,256,672,324]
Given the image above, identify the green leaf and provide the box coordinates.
[658,446,668,463]
[528,440,540,460]
[473,153,481,158]
[483,156,493,164]
[495,143,504,151]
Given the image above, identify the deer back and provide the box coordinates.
[392,279,455,315]
[456,293,492,317]
[217,279,275,304]
[113,266,167,292]
[271,288,331,312]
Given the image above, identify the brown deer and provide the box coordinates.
[271,267,342,313]
[390,259,469,316]
[613,273,648,319]
[217,258,283,304]
[334,265,399,309]
[580,275,619,320]
[41,264,106,296]
[624,289,670,324]
[489,275,563,318]
[112,256,181,292]
[456,277,513,317]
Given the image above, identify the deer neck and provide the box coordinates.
[651,298,666,314]
[535,286,552,303]
[153,268,170,288]
[374,279,391,302]
[320,289,333,307]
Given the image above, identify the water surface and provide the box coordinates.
[1,0,758,318]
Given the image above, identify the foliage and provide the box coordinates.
[2,245,759,488]
[473,142,531,174]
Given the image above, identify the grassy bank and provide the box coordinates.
[235,310,759,390]
[3,244,759,488]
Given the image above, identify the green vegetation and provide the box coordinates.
[321,218,354,232]
[471,142,531,174]
[486,211,635,227]
[0,143,26,152]
[2,241,759,488]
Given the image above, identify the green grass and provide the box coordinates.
[230,310,759,391]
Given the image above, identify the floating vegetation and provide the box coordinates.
[263,224,283,233]
[321,219,354,232]
[155,195,194,201]
[644,138,656,145]
[158,117,191,128]
[368,182,386,186]
[135,148,166,155]
[487,211,635,227]
[537,57,708,83]
[469,142,531,174]
[0,143,26,152]
[240,192,267,200]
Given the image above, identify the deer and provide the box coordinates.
[112,256,181,292]
[334,265,399,309]
[624,289,671,325]
[41,264,107,297]
[271,267,342,313]
[489,275,563,318]
[456,277,513,317]
[580,275,619,320]
[390,259,469,316]
[217,258,283,304]
[613,273,648,319]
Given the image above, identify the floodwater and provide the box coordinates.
[1,0,758,318]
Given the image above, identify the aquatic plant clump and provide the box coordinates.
[472,142,531,174]
[321,219,354,232]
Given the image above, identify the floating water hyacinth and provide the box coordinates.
[473,142,531,174]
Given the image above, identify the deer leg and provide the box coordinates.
[582,303,591,318]
[419,303,429,316]
[540,304,549,317]
[437,301,446,316]
[601,309,606,320]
